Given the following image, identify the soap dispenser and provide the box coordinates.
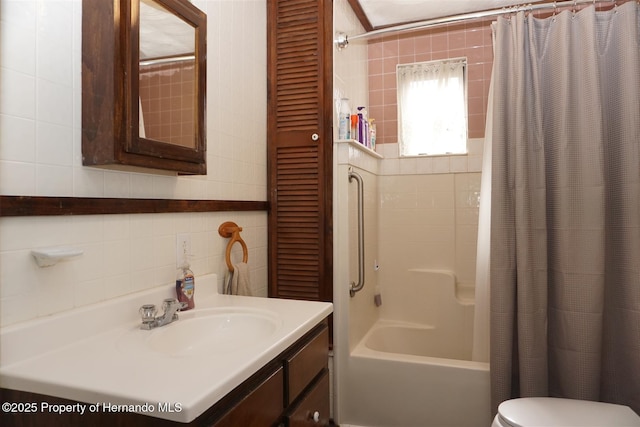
[176,257,195,310]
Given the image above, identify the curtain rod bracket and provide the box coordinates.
[335,32,349,50]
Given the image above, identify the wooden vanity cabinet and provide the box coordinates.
[208,319,330,427]
[0,320,330,427]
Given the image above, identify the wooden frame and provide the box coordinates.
[82,0,207,175]
[0,196,267,217]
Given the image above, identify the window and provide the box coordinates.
[397,58,468,156]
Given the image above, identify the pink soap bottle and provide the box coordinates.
[176,258,195,310]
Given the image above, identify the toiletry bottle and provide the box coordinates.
[369,118,377,151]
[364,116,370,148]
[357,106,367,146]
[351,114,359,142]
[338,98,351,140]
[176,258,195,310]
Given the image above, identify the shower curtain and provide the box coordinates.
[472,50,493,364]
[490,1,640,415]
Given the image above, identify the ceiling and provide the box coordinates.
[139,0,195,60]
[354,0,547,29]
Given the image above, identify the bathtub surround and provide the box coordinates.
[333,136,486,426]
[334,140,489,426]
[490,2,640,415]
[376,143,483,287]
[0,0,268,326]
[333,1,491,422]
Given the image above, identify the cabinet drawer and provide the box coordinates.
[286,370,330,427]
[214,367,284,427]
[285,324,328,405]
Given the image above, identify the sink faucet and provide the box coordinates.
[139,298,187,330]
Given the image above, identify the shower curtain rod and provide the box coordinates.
[338,0,619,45]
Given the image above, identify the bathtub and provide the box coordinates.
[340,271,491,427]
[364,320,471,361]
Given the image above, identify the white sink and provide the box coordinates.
[0,274,333,423]
[117,307,282,358]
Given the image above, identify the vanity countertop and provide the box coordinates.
[0,274,333,423]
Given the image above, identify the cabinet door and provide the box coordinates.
[286,325,329,405]
[266,0,333,303]
[286,370,330,427]
[213,368,284,427]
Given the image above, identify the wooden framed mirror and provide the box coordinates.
[82,0,207,175]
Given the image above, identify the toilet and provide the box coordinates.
[492,397,640,427]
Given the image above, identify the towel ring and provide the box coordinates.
[218,221,248,273]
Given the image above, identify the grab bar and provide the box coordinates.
[349,169,365,297]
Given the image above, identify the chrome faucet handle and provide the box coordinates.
[139,304,157,325]
[162,298,179,312]
[139,299,187,330]
[161,298,187,321]
[163,297,187,311]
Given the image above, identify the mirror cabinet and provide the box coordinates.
[82,0,207,175]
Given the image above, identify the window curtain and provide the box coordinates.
[397,59,466,156]
[490,1,640,415]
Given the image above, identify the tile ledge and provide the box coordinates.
[337,139,383,159]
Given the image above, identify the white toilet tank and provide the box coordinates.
[492,397,640,427]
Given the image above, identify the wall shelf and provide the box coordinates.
[337,139,383,159]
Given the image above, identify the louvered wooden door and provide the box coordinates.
[267,0,333,303]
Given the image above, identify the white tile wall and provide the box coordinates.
[377,139,484,175]
[0,0,269,326]
[0,211,268,325]
[0,0,267,200]
[332,2,370,422]
[333,0,369,141]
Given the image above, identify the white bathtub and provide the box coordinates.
[364,321,471,361]
[341,271,491,427]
